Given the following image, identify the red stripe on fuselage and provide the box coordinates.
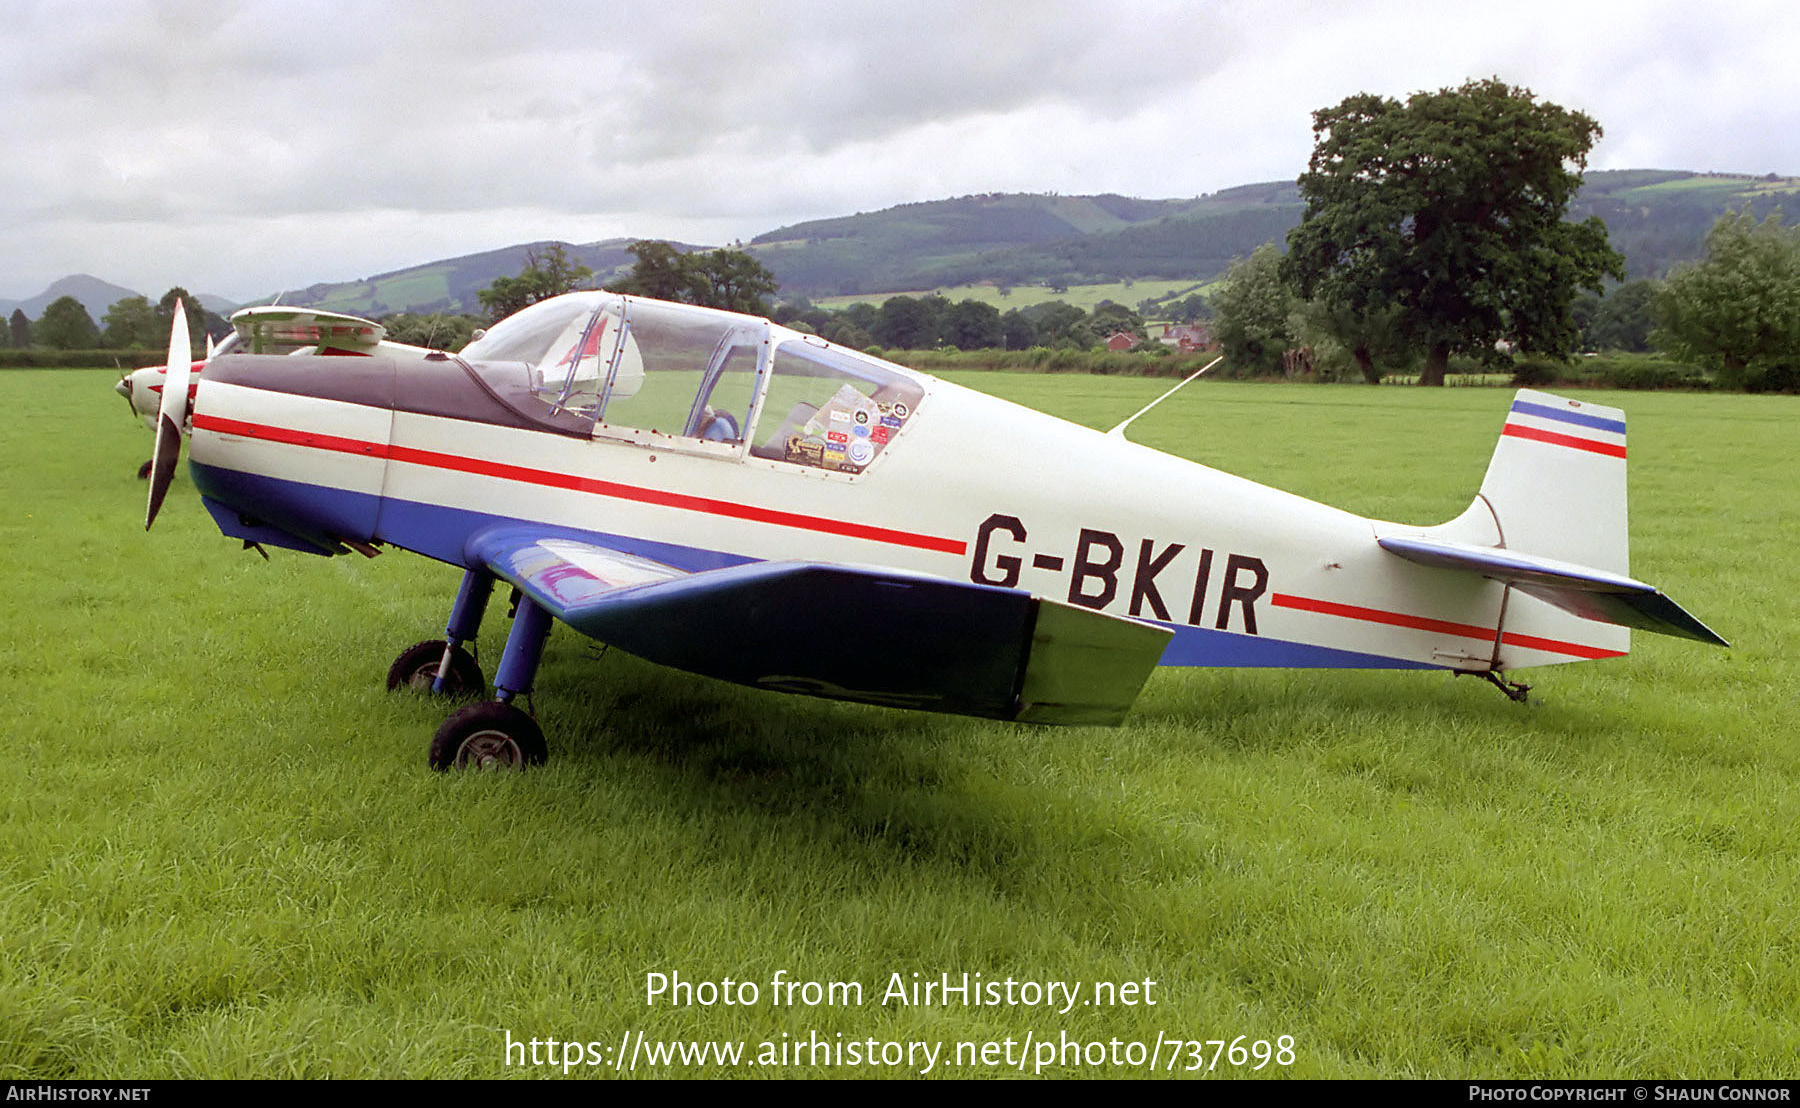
[1271,593,1625,661]
[1501,421,1627,458]
[191,413,968,556]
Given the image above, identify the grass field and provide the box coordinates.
[2,370,1795,1078]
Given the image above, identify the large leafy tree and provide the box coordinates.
[691,248,779,316]
[103,296,161,349]
[1283,79,1623,385]
[608,240,695,302]
[870,294,946,349]
[1653,209,1800,386]
[609,240,779,316]
[36,295,100,350]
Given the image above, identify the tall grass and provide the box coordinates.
[2,371,1794,1078]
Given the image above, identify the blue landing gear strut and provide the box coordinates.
[386,568,492,696]
[427,572,552,771]
[432,568,497,695]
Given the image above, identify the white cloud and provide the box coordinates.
[2,0,1797,301]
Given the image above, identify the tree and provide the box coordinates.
[608,241,779,315]
[1211,245,1296,374]
[608,240,696,302]
[1022,300,1090,348]
[1582,279,1659,352]
[1290,299,1412,383]
[36,296,99,350]
[1653,209,1800,386]
[153,288,224,354]
[942,299,1004,349]
[871,295,945,349]
[478,244,595,321]
[1283,79,1624,385]
[1089,300,1146,343]
[1000,307,1039,350]
[380,312,485,351]
[688,248,778,315]
[103,296,161,349]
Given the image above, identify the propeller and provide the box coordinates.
[144,299,192,530]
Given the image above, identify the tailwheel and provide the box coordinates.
[387,639,484,697]
[429,701,547,772]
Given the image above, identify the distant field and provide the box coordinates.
[1614,175,1798,199]
[311,267,455,315]
[816,278,1221,313]
[3,371,1794,1078]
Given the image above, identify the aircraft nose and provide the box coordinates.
[115,376,132,400]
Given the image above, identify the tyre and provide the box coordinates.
[386,639,484,697]
[429,701,548,771]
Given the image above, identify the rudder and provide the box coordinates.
[1475,389,1629,575]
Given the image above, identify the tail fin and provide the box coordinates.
[1380,390,1725,652]
[1477,389,1630,574]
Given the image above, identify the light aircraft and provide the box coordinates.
[141,293,1725,770]
[117,306,442,472]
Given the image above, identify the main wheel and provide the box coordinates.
[429,702,548,771]
[386,639,484,697]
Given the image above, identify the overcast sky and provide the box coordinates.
[4,0,1797,303]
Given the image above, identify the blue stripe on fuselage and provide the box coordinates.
[189,463,1435,672]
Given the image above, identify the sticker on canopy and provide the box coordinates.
[784,435,826,467]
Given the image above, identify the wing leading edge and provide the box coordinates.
[469,526,1173,725]
[1378,535,1727,646]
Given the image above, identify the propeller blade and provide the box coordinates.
[145,300,192,530]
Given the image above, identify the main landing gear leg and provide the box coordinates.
[385,568,493,697]
[436,569,497,695]
[428,593,552,771]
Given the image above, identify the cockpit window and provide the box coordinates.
[459,292,766,445]
[459,292,607,366]
[592,298,764,443]
[751,338,925,474]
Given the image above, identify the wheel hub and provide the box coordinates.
[455,730,522,770]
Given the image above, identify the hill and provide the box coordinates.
[0,274,234,324]
[1566,169,1800,279]
[271,170,1796,314]
[14,170,1798,322]
[266,238,704,318]
[745,184,1303,296]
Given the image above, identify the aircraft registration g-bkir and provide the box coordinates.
[141,293,1725,770]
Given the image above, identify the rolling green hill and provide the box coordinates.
[250,170,1799,315]
[258,239,696,318]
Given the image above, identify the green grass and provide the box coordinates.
[3,371,1795,1078]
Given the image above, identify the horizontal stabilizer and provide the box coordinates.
[1378,535,1727,646]
[230,306,385,355]
[471,527,1172,723]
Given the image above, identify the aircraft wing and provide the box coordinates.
[230,306,386,355]
[469,526,1173,725]
[1378,535,1727,646]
